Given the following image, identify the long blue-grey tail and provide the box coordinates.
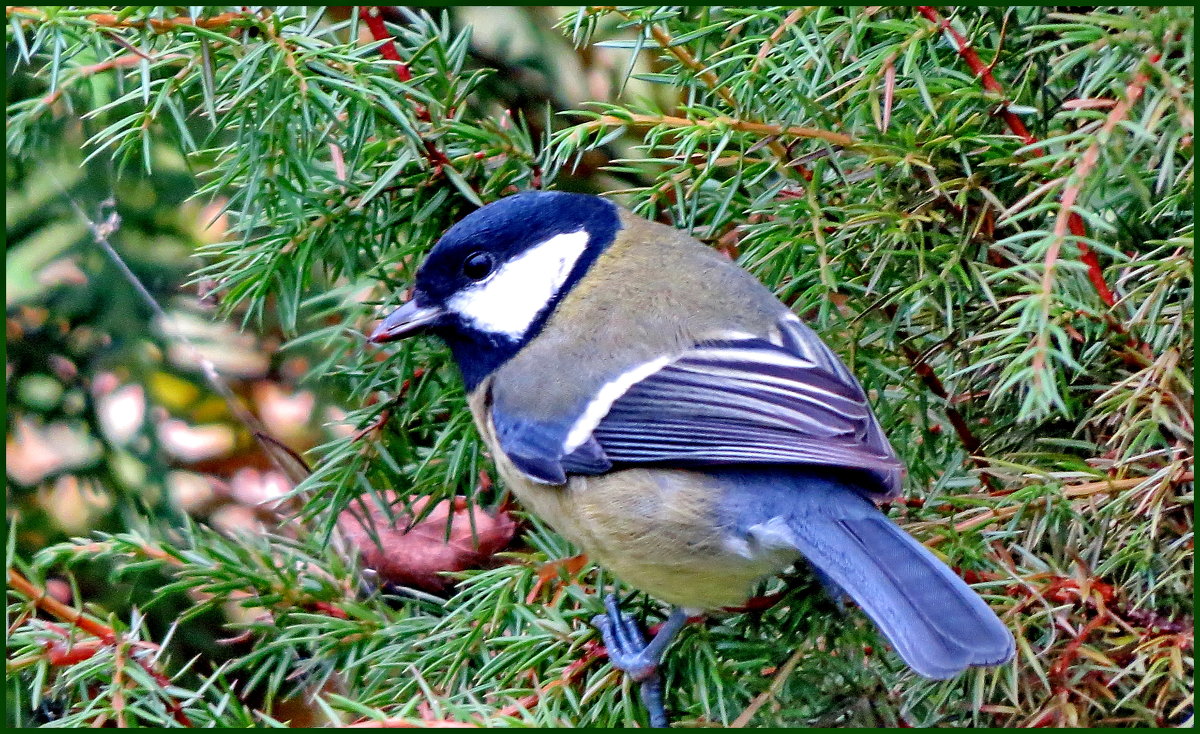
[722,468,1015,679]
[788,505,1014,678]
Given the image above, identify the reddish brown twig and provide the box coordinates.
[68,540,181,566]
[882,304,998,490]
[8,568,117,644]
[41,634,107,666]
[39,53,186,107]
[353,406,394,442]
[612,10,736,110]
[721,590,788,615]
[579,113,857,150]
[262,11,308,94]
[731,646,806,727]
[881,58,896,133]
[355,7,480,200]
[1068,215,1115,307]
[1044,54,1160,312]
[492,640,605,720]
[524,554,589,604]
[354,367,428,442]
[916,6,1123,309]
[8,569,193,726]
[609,8,813,179]
[750,8,810,74]
[901,341,996,489]
[360,6,412,81]
[346,640,604,727]
[915,7,1036,147]
[926,470,1194,545]
[1049,613,1110,683]
[7,6,246,32]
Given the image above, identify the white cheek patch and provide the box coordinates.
[448,229,590,340]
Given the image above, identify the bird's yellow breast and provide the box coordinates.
[469,389,797,610]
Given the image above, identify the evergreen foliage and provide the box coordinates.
[6,6,1193,727]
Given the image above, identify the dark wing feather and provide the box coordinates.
[493,414,610,485]
[562,316,902,495]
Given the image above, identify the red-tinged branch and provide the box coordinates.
[524,553,589,604]
[346,720,478,728]
[731,646,806,728]
[882,303,998,490]
[1048,613,1110,683]
[6,6,246,32]
[263,13,308,95]
[345,640,606,727]
[1069,214,1116,307]
[491,641,605,720]
[40,53,184,107]
[609,8,813,179]
[360,6,412,81]
[580,113,857,150]
[915,6,1036,147]
[1044,55,1160,310]
[8,568,117,644]
[751,7,810,74]
[8,569,193,726]
[902,342,997,490]
[926,470,1194,545]
[916,6,1123,310]
[355,7,481,199]
[69,540,183,567]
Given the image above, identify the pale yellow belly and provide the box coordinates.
[503,464,797,610]
[469,390,797,609]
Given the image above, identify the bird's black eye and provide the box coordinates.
[461,251,494,280]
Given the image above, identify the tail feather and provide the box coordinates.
[722,467,1015,679]
[786,511,1015,678]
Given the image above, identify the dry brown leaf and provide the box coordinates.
[338,493,517,594]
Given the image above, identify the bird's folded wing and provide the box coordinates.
[496,315,902,495]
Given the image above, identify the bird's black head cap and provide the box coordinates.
[374,191,621,389]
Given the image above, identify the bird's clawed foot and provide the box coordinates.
[593,594,659,681]
[592,594,688,728]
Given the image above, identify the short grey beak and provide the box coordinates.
[369,300,445,343]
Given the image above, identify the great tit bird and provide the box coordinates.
[370,191,1015,727]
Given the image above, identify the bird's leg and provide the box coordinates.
[593,594,688,728]
[594,594,688,680]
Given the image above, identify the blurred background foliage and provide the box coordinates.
[5,5,1194,728]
